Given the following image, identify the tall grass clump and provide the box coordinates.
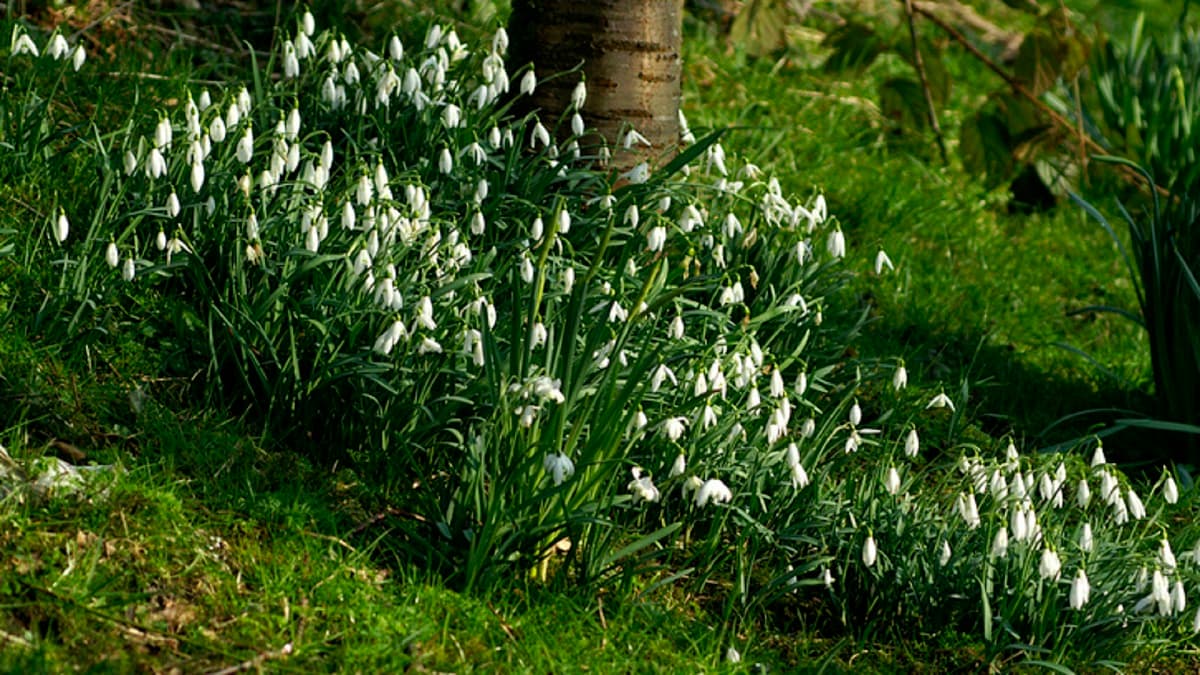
[6,8,1200,667]
[1073,16,1200,459]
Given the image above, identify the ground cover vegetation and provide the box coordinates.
[1,0,1199,671]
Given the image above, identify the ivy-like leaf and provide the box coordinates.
[960,110,1014,189]
[879,77,927,131]
[897,36,951,105]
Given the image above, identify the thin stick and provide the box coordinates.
[903,0,948,163]
[913,4,1169,197]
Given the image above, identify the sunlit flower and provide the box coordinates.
[1162,539,1177,570]
[670,454,686,478]
[71,44,86,70]
[694,478,732,507]
[892,362,907,390]
[1174,580,1187,614]
[874,249,894,274]
[661,416,687,442]
[571,79,587,110]
[647,226,666,253]
[904,428,920,457]
[883,466,901,495]
[957,492,980,529]
[1070,569,1090,610]
[236,128,254,163]
[620,162,650,184]
[122,258,136,282]
[826,228,845,258]
[417,336,442,355]
[628,468,660,503]
[1090,444,1107,467]
[53,210,69,243]
[1039,547,1062,581]
[1163,472,1179,505]
[105,242,120,268]
[939,540,952,566]
[1076,478,1091,508]
[519,69,536,96]
[46,33,69,60]
[990,526,1009,560]
[373,319,408,356]
[1079,522,1093,552]
[1127,488,1147,520]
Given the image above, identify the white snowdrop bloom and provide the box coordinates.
[1152,569,1172,616]
[661,416,687,442]
[442,103,461,129]
[723,212,743,239]
[1194,606,1200,634]
[694,479,732,508]
[374,319,408,356]
[283,41,300,78]
[300,9,315,36]
[465,142,487,165]
[236,128,254,164]
[679,204,702,232]
[669,454,686,479]
[926,392,955,411]
[531,121,550,148]
[1112,493,1129,525]
[769,369,785,398]
[1164,473,1180,505]
[121,258,136,282]
[519,69,537,96]
[800,417,816,438]
[389,35,404,61]
[990,526,1009,560]
[1010,502,1029,541]
[849,401,862,427]
[785,443,809,489]
[904,428,920,457]
[793,370,808,396]
[557,208,571,234]
[1070,569,1090,610]
[519,254,535,284]
[492,26,509,54]
[669,314,684,340]
[417,336,443,355]
[146,147,167,179]
[165,235,189,263]
[71,44,86,70]
[53,210,69,243]
[746,386,762,411]
[620,162,650,184]
[165,190,180,218]
[628,468,660,503]
[154,116,173,150]
[294,30,313,60]
[474,178,489,204]
[568,79,587,110]
[123,150,138,175]
[700,404,718,430]
[561,267,575,295]
[957,492,981,529]
[285,108,301,141]
[892,363,908,390]
[437,147,453,174]
[1127,488,1147,520]
[12,29,38,56]
[469,211,486,236]
[190,160,206,193]
[543,453,574,486]
[1162,539,1178,570]
[46,33,70,60]
[209,115,227,143]
[826,228,846,258]
[862,534,878,568]
[1039,547,1062,581]
[939,540,952,566]
[1175,581,1188,614]
[414,296,436,331]
[882,466,901,495]
[1077,478,1091,508]
[726,647,741,664]
[650,364,677,392]
[527,216,545,241]
[1079,522,1093,552]
[463,328,485,367]
[305,225,320,252]
[1099,470,1119,505]
[105,242,120,268]
[874,249,894,274]
[530,322,548,349]
[691,371,709,398]
[1091,444,1107,467]
[569,112,585,137]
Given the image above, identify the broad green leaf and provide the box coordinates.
[878,77,927,131]
[730,0,788,58]
[822,21,885,72]
[960,111,1014,188]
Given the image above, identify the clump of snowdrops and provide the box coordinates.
[6,11,1199,664]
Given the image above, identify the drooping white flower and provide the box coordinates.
[694,478,732,507]
[543,453,574,486]
[849,401,862,427]
[46,33,69,60]
[71,44,86,70]
[236,128,254,163]
[883,466,901,495]
[926,392,955,411]
[646,226,666,253]
[1162,539,1177,570]
[826,228,845,258]
[1127,488,1147,520]
[121,258,136,282]
[904,428,920,457]
[1079,522,1093,552]
[53,210,69,243]
[1070,569,1090,610]
[990,526,1009,560]
[146,148,167,179]
[1090,444,1107,467]
[1163,472,1180,505]
[1174,580,1187,614]
[519,69,536,96]
[862,534,878,568]
[661,416,687,442]
[105,242,120,268]
[874,249,894,274]
[1077,478,1091,508]
[571,79,587,109]
[628,468,660,503]
[939,540,952,566]
[957,492,981,529]
[893,362,907,390]
[373,319,408,356]
[1039,547,1062,581]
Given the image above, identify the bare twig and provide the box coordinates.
[912,4,1170,196]
[903,0,948,163]
[205,642,294,675]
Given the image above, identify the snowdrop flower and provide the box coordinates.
[543,453,574,486]
[1162,539,1177,570]
[1079,523,1093,552]
[1077,478,1091,508]
[442,103,461,129]
[893,362,908,390]
[794,371,808,396]
[519,69,536,96]
[556,208,571,234]
[283,41,300,78]
[146,148,167,179]
[926,392,955,411]
[661,416,687,442]
[1163,472,1180,505]
[414,296,436,331]
[646,226,666,253]
[939,540,952,566]
[620,162,650,184]
[12,29,38,56]
[46,33,70,60]
[1070,569,1090,610]
[650,364,677,392]
[236,128,254,163]
[373,319,408,356]
[668,314,684,340]
[121,258,136,282]
[990,526,1009,560]
[1127,488,1147,520]
[1039,547,1062,581]
[874,249,894,274]
[1173,580,1187,614]
[785,442,809,489]
[53,210,69,243]
[826,228,845,258]
[166,190,181,218]
[71,44,86,71]
[531,121,550,148]
[904,428,920,457]
[571,79,587,110]
[862,534,878,568]
[883,466,901,495]
[800,417,816,439]
[957,492,981,529]
[670,454,686,478]
[1090,444,1107,467]
[694,478,732,507]
[105,242,120,268]
[849,401,862,426]
[438,147,453,174]
[300,9,315,36]
[769,369,785,398]
[628,468,660,503]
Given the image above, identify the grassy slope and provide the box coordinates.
[0,0,1193,671]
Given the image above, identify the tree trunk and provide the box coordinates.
[507,0,683,170]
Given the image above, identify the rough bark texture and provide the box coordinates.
[508,0,682,170]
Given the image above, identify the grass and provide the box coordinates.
[2,1,1199,671]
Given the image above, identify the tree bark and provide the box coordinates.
[508,0,683,170]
